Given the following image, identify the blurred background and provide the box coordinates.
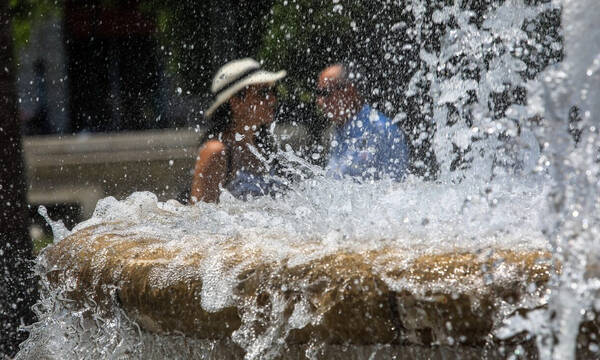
[4,0,562,252]
[10,0,439,251]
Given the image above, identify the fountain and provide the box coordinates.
[17,176,563,359]
[14,0,600,359]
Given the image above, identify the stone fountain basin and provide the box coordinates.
[42,222,555,348]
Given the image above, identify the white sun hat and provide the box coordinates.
[205,58,287,118]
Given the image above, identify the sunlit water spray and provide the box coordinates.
[496,0,600,358]
[17,148,555,360]
[14,0,600,359]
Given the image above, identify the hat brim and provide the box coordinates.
[205,70,286,118]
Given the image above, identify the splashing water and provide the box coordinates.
[18,170,553,359]
[37,205,72,243]
[15,0,600,359]
[497,0,600,359]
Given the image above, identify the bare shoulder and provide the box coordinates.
[191,139,228,203]
[200,139,226,156]
[195,139,228,172]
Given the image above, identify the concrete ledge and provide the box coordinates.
[24,129,203,167]
[24,129,203,217]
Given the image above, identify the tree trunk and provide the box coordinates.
[0,0,38,356]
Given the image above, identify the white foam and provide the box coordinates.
[70,172,550,261]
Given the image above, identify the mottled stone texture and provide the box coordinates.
[42,222,563,353]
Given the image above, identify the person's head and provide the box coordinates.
[205,58,286,136]
[316,64,362,125]
[229,83,277,130]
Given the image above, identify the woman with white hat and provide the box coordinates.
[190,58,287,203]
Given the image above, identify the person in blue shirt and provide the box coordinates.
[316,64,410,181]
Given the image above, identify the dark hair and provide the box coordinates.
[202,102,232,143]
[202,86,249,142]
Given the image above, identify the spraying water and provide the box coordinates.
[14,0,600,359]
[37,206,71,243]
[496,0,600,359]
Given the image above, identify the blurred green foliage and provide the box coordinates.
[10,0,61,52]
[142,0,273,96]
[32,234,53,255]
[142,0,214,93]
[8,0,365,100]
[259,0,364,101]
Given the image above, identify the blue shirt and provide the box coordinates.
[226,169,284,200]
[327,104,409,181]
